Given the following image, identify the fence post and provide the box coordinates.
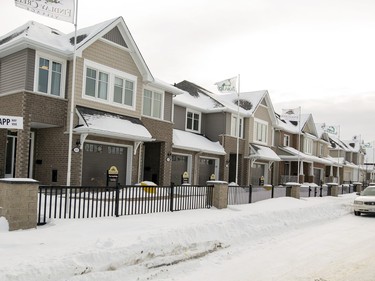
[170,183,174,212]
[114,183,120,217]
[0,179,39,231]
[249,185,252,203]
[271,185,275,198]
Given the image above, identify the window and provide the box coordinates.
[83,60,137,109]
[35,53,65,97]
[85,67,108,100]
[114,77,134,106]
[283,135,290,146]
[231,115,243,138]
[186,109,200,132]
[143,89,163,119]
[304,138,313,154]
[254,120,268,144]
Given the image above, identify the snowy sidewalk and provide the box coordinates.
[0,194,357,281]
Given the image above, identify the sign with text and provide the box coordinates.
[0,115,23,129]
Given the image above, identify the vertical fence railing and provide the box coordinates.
[38,184,213,225]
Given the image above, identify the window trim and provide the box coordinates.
[142,86,165,120]
[231,114,243,138]
[304,137,313,155]
[254,118,268,145]
[283,134,290,147]
[185,108,201,133]
[34,51,66,98]
[82,60,137,110]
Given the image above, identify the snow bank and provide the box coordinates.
[0,194,355,281]
[0,216,9,232]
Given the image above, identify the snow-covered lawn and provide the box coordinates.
[1,193,374,281]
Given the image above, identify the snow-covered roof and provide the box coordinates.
[275,113,315,135]
[248,144,281,162]
[174,81,276,122]
[173,81,225,112]
[173,129,226,155]
[0,18,117,56]
[278,146,334,165]
[74,106,153,142]
[0,17,184,94]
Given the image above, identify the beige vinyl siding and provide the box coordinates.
[75,40,143,117]
[0,49,35,93]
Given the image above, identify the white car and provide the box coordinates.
[353,186,375,216]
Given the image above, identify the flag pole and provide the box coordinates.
[297,106,301,183]
[235,74,240,184]
[66,0,79,186]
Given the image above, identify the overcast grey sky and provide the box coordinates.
[1,0,375,142]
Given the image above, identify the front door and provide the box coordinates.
[5,134,17,178]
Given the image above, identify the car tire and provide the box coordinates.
[354,211,361,216]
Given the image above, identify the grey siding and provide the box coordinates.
[0,49,33,93]
[173,105,186,130]
[103,27,128,48]
[204,112,226,142]
[164,92,173,122]
[25,49,35,91]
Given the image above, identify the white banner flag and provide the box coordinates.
[215,77,237,93]
[281,108,300,121]
[15,0,75,24]
[324,124,340,135]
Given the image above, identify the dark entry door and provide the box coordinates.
[143,142,161,184]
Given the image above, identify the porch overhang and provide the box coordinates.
[74,106,154,143]
[172,129,226,155]
[278,146,333,165]
[247,144,281,162]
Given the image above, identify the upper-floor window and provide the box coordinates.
[186,109,200,133]
[35,53,66,97]
[83,60,136,109]
[283,135,290,146]
[304,138,313,154]
[85,68,109,100]
[254,119,268,144]
[143,89,163,119]
[231,115,243,138]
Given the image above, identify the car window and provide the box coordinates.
[363,188,375,196]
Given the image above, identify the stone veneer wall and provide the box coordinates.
[0,179,38,231]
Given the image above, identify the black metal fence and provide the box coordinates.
[38,184,213,225]
[228,184,355,205]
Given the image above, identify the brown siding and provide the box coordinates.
[164,92,173,122]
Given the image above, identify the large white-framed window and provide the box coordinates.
[231,115,243,138]
[83,60,137,110]
[304,138,313,154]
[254,119,268,144]
[34,52,66,97]
[143,88,163,119]
[186,109,201,133]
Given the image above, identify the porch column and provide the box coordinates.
[329,165,333,177]
[15,116,31,178]
[336,166,340,183]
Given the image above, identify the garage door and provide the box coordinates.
[82,143,127,186]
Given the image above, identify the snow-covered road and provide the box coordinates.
[1,194,374,281]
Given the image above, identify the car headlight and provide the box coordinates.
[354,200,364,205]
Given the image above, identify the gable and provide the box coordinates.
[103,27,128,48]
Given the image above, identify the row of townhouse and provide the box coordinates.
[0,17,369,187]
